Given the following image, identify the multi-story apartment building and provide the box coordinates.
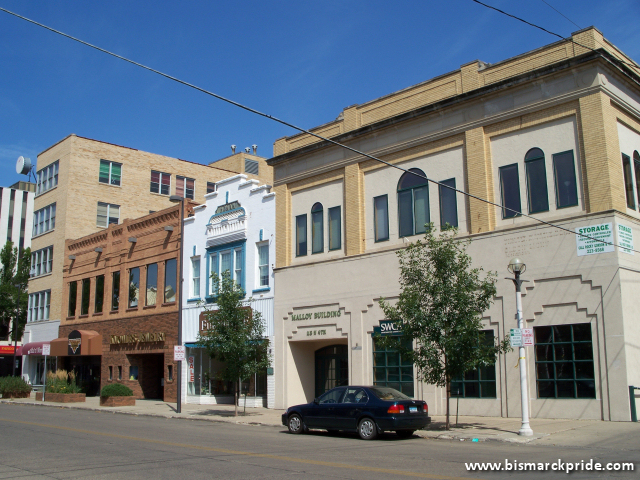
[269,27,640,421]
[23,134,271,386]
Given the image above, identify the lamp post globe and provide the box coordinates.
[507,257,526,275]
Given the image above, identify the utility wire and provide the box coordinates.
[0,6,637,253]
[471,0,639,71]
[539,0,582,30]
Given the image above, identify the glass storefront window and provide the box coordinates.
[372,338,414,397]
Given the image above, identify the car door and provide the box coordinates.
[306,387,346,428]
[332,387,368,430]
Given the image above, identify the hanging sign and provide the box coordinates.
[188,356,195,382]
[617,223,634,255]
[373,320,403,337]
[575,223,614,256]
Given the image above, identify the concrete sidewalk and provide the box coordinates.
[2,394,638,447]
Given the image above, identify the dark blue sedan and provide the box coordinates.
[281,386,431,440]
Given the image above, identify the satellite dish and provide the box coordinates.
[16,156,32,175]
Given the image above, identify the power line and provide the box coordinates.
[0,6,637,253]
[539,0,582,30]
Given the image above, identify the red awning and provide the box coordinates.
[0,345,21,356]
[21,342,50,356]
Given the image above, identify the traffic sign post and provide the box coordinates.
[42,343,50,402]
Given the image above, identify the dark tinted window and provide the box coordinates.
[500,164,521,218]
[318,387,345,404]
[295,214,307,256]
[439,178,458,228]
[553,151,578,208]
[525,149,549,213]
[622,154,635,209]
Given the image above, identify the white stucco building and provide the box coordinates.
[181,174,276,408]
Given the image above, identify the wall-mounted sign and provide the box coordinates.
[291,310,341,321]
[188,356,195,382]
[617,223,634,255]
[575,223,614,256]
[306,329,327,336]
[68,330,82,355]
[110,332,166,345]
[373,320,403,337]
[215,200,241,215]
[0,346,16,354]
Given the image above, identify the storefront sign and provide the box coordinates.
[68,331,82,355]
[188,356,195,382]
[109,332,166,344]
[576,223,614,256]
[291,310,341,321]
[617,223,634,255]
[373,320,403,337]
[0,345,16,354]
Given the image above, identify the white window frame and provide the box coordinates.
[99,159,122,186]
[36,161,59,196]
[97,202,120,228]
[207,246,244,295]
[191,256,201,298]
[30,246,53,278]
[257,242,269,288]
[32,203,56,237]
[176,176,195,199]
[150,170,171,195]
[28,290,51,322]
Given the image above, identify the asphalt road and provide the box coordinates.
[0,404,637,479]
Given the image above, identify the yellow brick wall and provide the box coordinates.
[344,163,364,256]
[274,183,290,268]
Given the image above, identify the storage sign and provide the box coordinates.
[576,223,614,256]
[617,223,634,255]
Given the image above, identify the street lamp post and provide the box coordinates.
[170,195,185,414]
[507,257,533,437]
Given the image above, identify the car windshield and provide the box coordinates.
[369,387,412,400]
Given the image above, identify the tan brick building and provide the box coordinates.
[269,28,640,421]
[23,134,271,386]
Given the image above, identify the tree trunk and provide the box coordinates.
[234,380,238,417]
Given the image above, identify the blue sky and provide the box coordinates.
[1,0,639,186]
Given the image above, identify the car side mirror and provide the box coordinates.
[313,398,319,404]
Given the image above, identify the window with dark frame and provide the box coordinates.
[499,164,522,219]
[450,331,497,398]
[553,150,579,209]
[118,366,122,380]
[438,178,458,228]
[311,203,324,254]
[525,148,549,214]
[634,151,640,209]
[373,195,389,242]
[398,168,429,237]
[622,154,635,209]
[129,267,140,308]
[534,323,596,399]
[80,278,90,315]
[328,206,341,251]
[372,337,414,397]
[206,182,216,194]
[295,214,307,257]
[150,171,171,195]
[146,263,158,306]
[99,160,122,186]
[68,281,77,317]
[112,271,120,311]
[95,275,104,314]
[109,366,113,381]
[164,258,177,303]
[168,365,173,381]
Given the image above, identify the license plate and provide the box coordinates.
[409,406,418,413]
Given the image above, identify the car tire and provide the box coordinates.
[287,414,304,434]
[358,418,378,440]
[396,430,415,438]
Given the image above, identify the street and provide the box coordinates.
[0,404,637,479]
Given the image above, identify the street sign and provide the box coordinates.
[173,345,186,362]
[510,328,523,347]
[42,344,50,356]
[522,328,534,346]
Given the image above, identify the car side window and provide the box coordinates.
[318,387,345,404]
[343,387,368,404]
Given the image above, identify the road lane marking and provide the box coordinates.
[1,417,477,479]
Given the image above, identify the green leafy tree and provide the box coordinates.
[0,242,31,349]
[197,271,270,416]
[378,226,509,430]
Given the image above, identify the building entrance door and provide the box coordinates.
[314,345,348,398]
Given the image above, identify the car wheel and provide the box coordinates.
[396,430,415,438]
[358,418,378,440]
[288,414,304,434]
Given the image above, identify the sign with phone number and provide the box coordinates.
[575,223,614,256]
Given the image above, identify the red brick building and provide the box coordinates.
[51,202,196,401]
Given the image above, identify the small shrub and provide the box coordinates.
[46,370,82,394]
[0,376,32,397]
[100,383,133,397]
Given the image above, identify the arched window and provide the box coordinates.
[524,148,549,214]
[311,202,324,254]
[398,168,429,237]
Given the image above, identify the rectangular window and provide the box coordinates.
[36,160,59,196]
[80,278,90,315]
[95,275,104,314]
[109,366,113,381]
[258,244,269,287]
[296,215,307,257]
[245,159,259,175]
[191,257,200,297]
[413,186,429,235]
[129,366,139,381]
[129,267,140,308]
[176,176,195,199]
[32,203,56,236]
[622,154,635,209]
[99,160,122,186]
[28,290,51,322]
[209,253,218,295]
[30,246,53,277]
[328,206,341,251]
[526,156,549,213]
[372,338,414,397]
[97,202,120,228]
[398,186,429,238]
[311,208,324,254]
[146,263,158,306]
[112,271,120,311]
[499,164,521,219]
[373,195,389,242]
[450,331,496,398]
[535,324,595,399]
[118,366,122,381]
[150,171,171,195]
[234,249,242,284]
[553,151,579,209]
[439,179,458,229]
[168,365,173,381]
[68,282,77,317]
[164,258,177,303]
[634,154,640,210]
[207,182,216,194]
